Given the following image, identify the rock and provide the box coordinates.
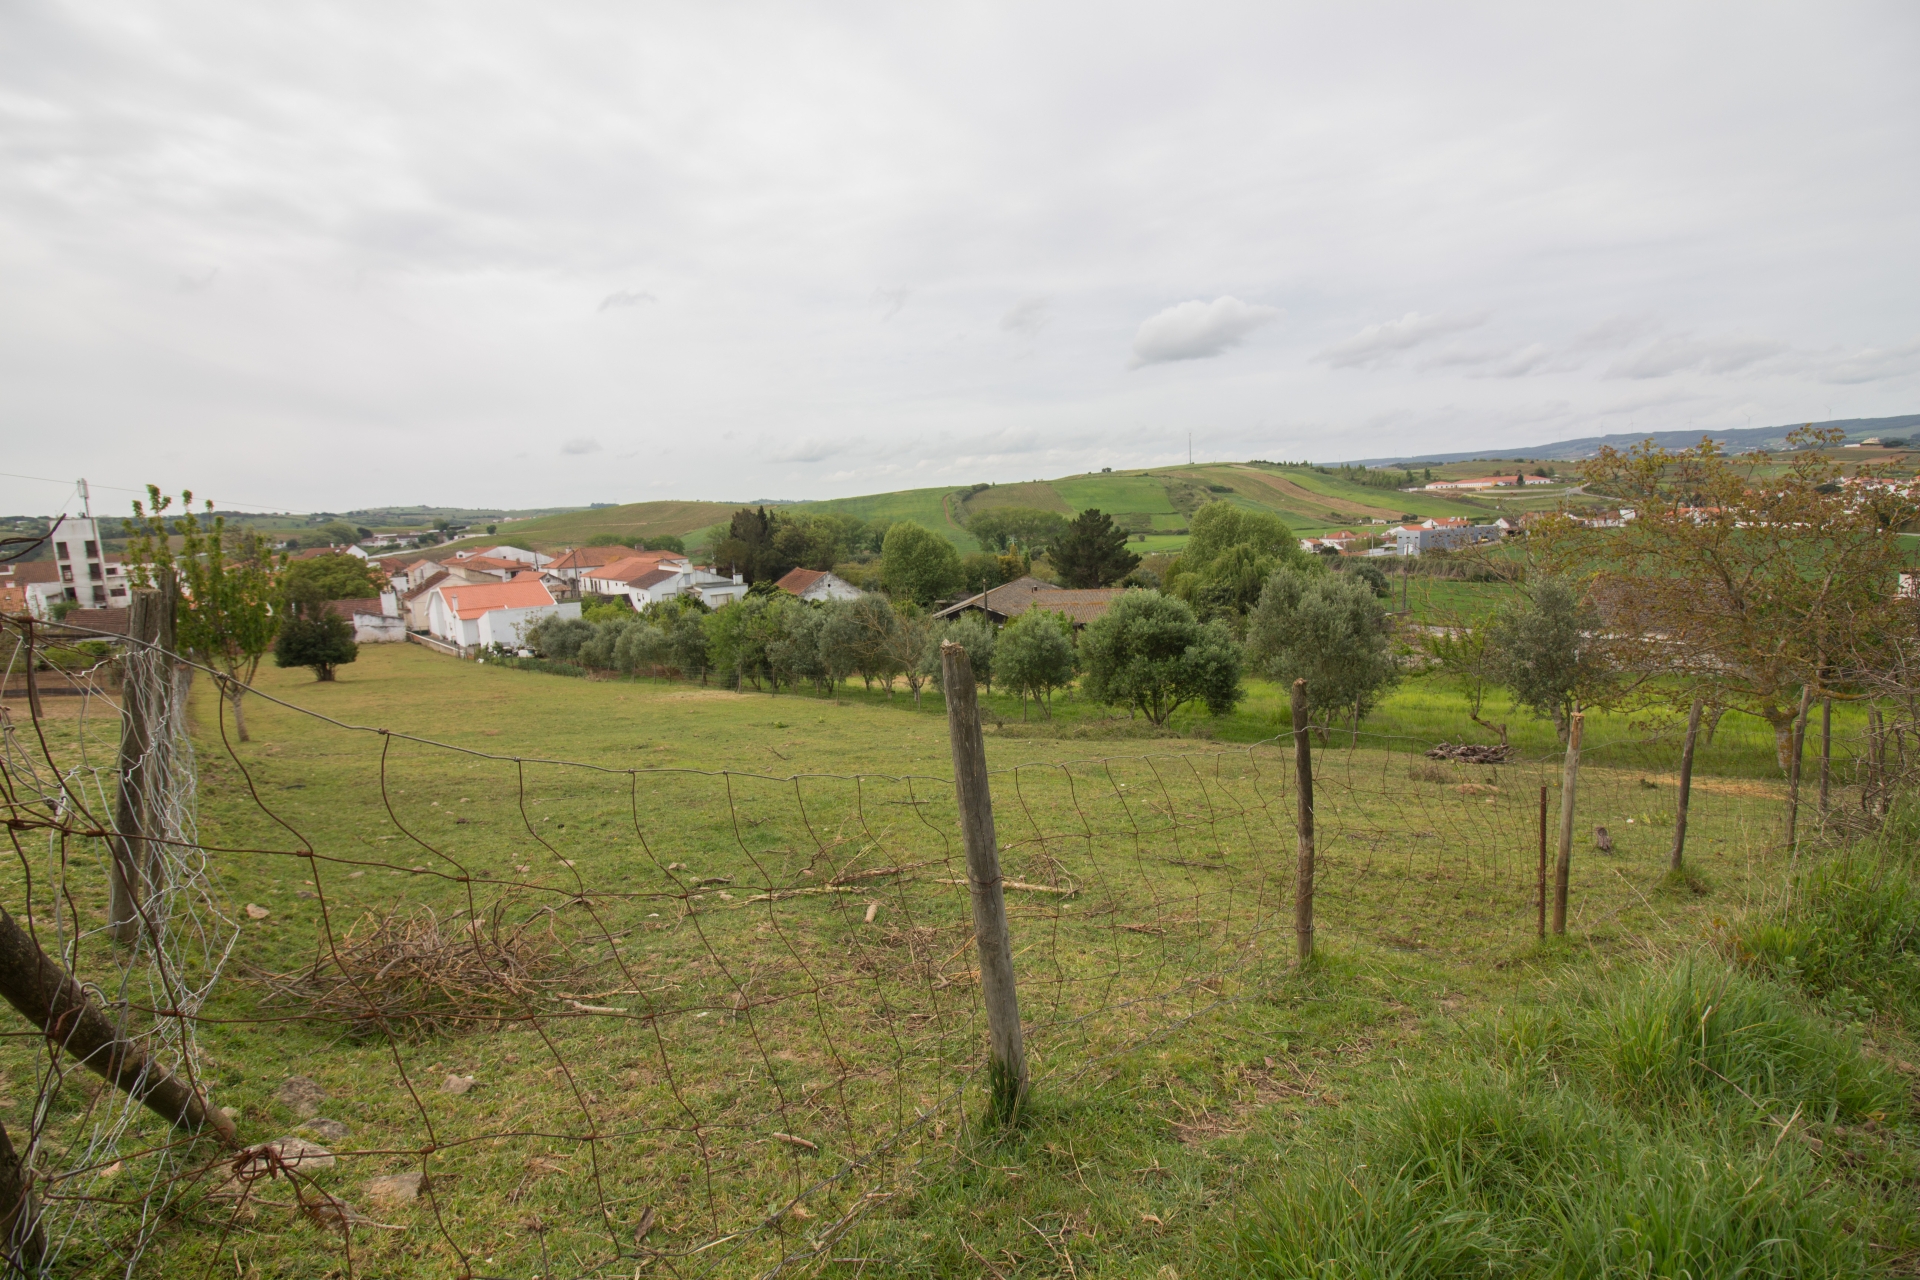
[304,1118,349,1142]
[364,1171,425,1206]
[268,1136,335,1171]
[277,1075,327,1118]
[245,903,270,920]
[441,1074,476,1096]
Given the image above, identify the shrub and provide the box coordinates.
[1079,591,1242,726]
[272,611,358,682]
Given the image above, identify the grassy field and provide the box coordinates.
[787,487,975,548]
[3,643,1910,1277]
[430,500,746,555]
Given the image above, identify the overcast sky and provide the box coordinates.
[4,3,1917,516]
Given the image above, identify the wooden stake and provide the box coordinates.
[1818,696,1832,815]
[1785,685,1812,856]
[0,904,235,1147]
[1670,696,1703,872]
[1536,785,1547,939]
[1291,679,1315,963]
[18,620,41,725]
[1552,712,1583,936]
[939,641,1027,1124]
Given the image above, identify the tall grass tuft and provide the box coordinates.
[1239,1079,1869,1279]
[1496,957,1904,1122]
[1734,850,1920,1027]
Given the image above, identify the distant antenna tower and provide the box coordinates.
[78,478,92,520]
[1188,431,1193,466]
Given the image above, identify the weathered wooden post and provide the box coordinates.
[1785,686,1812,856]
[939,641,1027,1124]
[110,585,173,945]
[1552,712,1583,936]
[1818,696,1832,815]
[1536,785,1547,939]
[1291,679,1315,963]
[1670,696,1703,872]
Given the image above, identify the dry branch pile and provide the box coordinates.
[256,906,582,1037]
[1424,742,1515,765]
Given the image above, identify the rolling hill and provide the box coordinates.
[1339,413,1920,468]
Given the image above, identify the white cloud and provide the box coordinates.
[561,437,602,455]
[1606,335,1788,379]
[1000,297,1050,337]
[1129,296,1279,368]
[1319,312,1488,369]
[599,290,657,310]
[770,436,863,464]
[1816,338,1920,384]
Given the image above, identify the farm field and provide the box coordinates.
[5,640,1901,1277]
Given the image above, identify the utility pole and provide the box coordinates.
[1188,431,1192,466]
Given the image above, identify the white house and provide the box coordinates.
[583,554,749,609]
[30,517,131,616]
[326,591,406,643]
[774,568,865,601]
[455,545,551,568]
[425,576,579,652]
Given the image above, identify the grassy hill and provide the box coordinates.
[426,500,743,555]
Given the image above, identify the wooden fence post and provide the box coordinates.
[109,587,171,945]
[1290,680,1315,963]
[1818,696,1832,815]
[939,641,1027,1124]
[1552,712,1583,936]
[1785,686,1812,856]
[1670,696,1703,872]
[1536,785,1547,939]
[0,905,235,1147]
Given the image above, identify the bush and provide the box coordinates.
[996,609,1076,717]
[272,611,358,682]
[1079,591,1242,726]
[1244,567,1399,738]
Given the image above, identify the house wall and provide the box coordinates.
[476,602,581,649]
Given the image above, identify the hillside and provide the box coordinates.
[1339,412,1920,467]
[428,499,741,555]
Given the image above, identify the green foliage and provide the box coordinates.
[315,520,361,546]
[881,522,964,605]
[1050,509,1139,588]
[282,553,381,608]
[704,593,805,691]
[128,487,283,739]
[580,597,634,624]
[1485,577,1614,738]
[1078,591,1242,725]
[1735,841,1920,1025]
[272,611,358,682]
[1167,502,1312,618]
[640,534,685,553]
[965,507,1069,555]
[585,534,636,548]
[995,609,1076,716]
[931,611,997,691]
[713,507,888,584]
[1496,957,1902,1121]
[1344,560,1391,598]
[1242,1076,1869,1280]
[1244,567,1399,736]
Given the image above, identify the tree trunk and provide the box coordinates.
[1670,697,1703,872]
[0,1117,44,1274]
[227,681,250,743]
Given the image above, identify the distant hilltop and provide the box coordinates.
[1336,413,1920,468]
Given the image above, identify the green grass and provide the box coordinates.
[786,485,976,547]
[1051,474,1182,516]
[5,645,1911,1277]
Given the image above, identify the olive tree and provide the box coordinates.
[1079,591,1242,726]
[1244,567,1399,742]
[997,608,1077,718]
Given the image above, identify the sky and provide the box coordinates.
[4,2,1918,517]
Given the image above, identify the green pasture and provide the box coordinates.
[786,486,974,548]
[1,643,1908,1277]
[1051,474,1182,517]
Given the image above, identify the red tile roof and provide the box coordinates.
[403,570,449,602]
[775,568,827,595]
[437,579,555,620]
[547,546,635,571]
[323,597,386,621]
[589,554,681,584]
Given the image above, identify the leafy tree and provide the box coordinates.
[932,611,997,691]
[316,520,360,546]
[705,594,801,691]
[842,594,905,692]
[1483,578,1614,741]
[128,488,282,742]
[641,535,686,553]
[881,522,964,605]
[1344,560,1391,598]
[273,610,358,682]
[1559,429,1920,768]
[1168,502,1314,618]
[586,534,637,548]
[1051,509,1140,588]
[1244,568,1399,741]
[282,553,383,608]
[960,551,1015,594]
[965,507,1070,555]
[997,609,1077,718]
[883,604,939,705]
[1421,623,1509,744]
[1079,591,1242,726]
[485,524,497,534]
[614,621,668,674]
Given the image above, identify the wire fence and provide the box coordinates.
[0,617,1880,1278]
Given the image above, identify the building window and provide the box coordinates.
[84,541,99,558]
[109,587,127,597]
[60,565,73,583]
[55,542,70,560]
[89,563,103,580]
